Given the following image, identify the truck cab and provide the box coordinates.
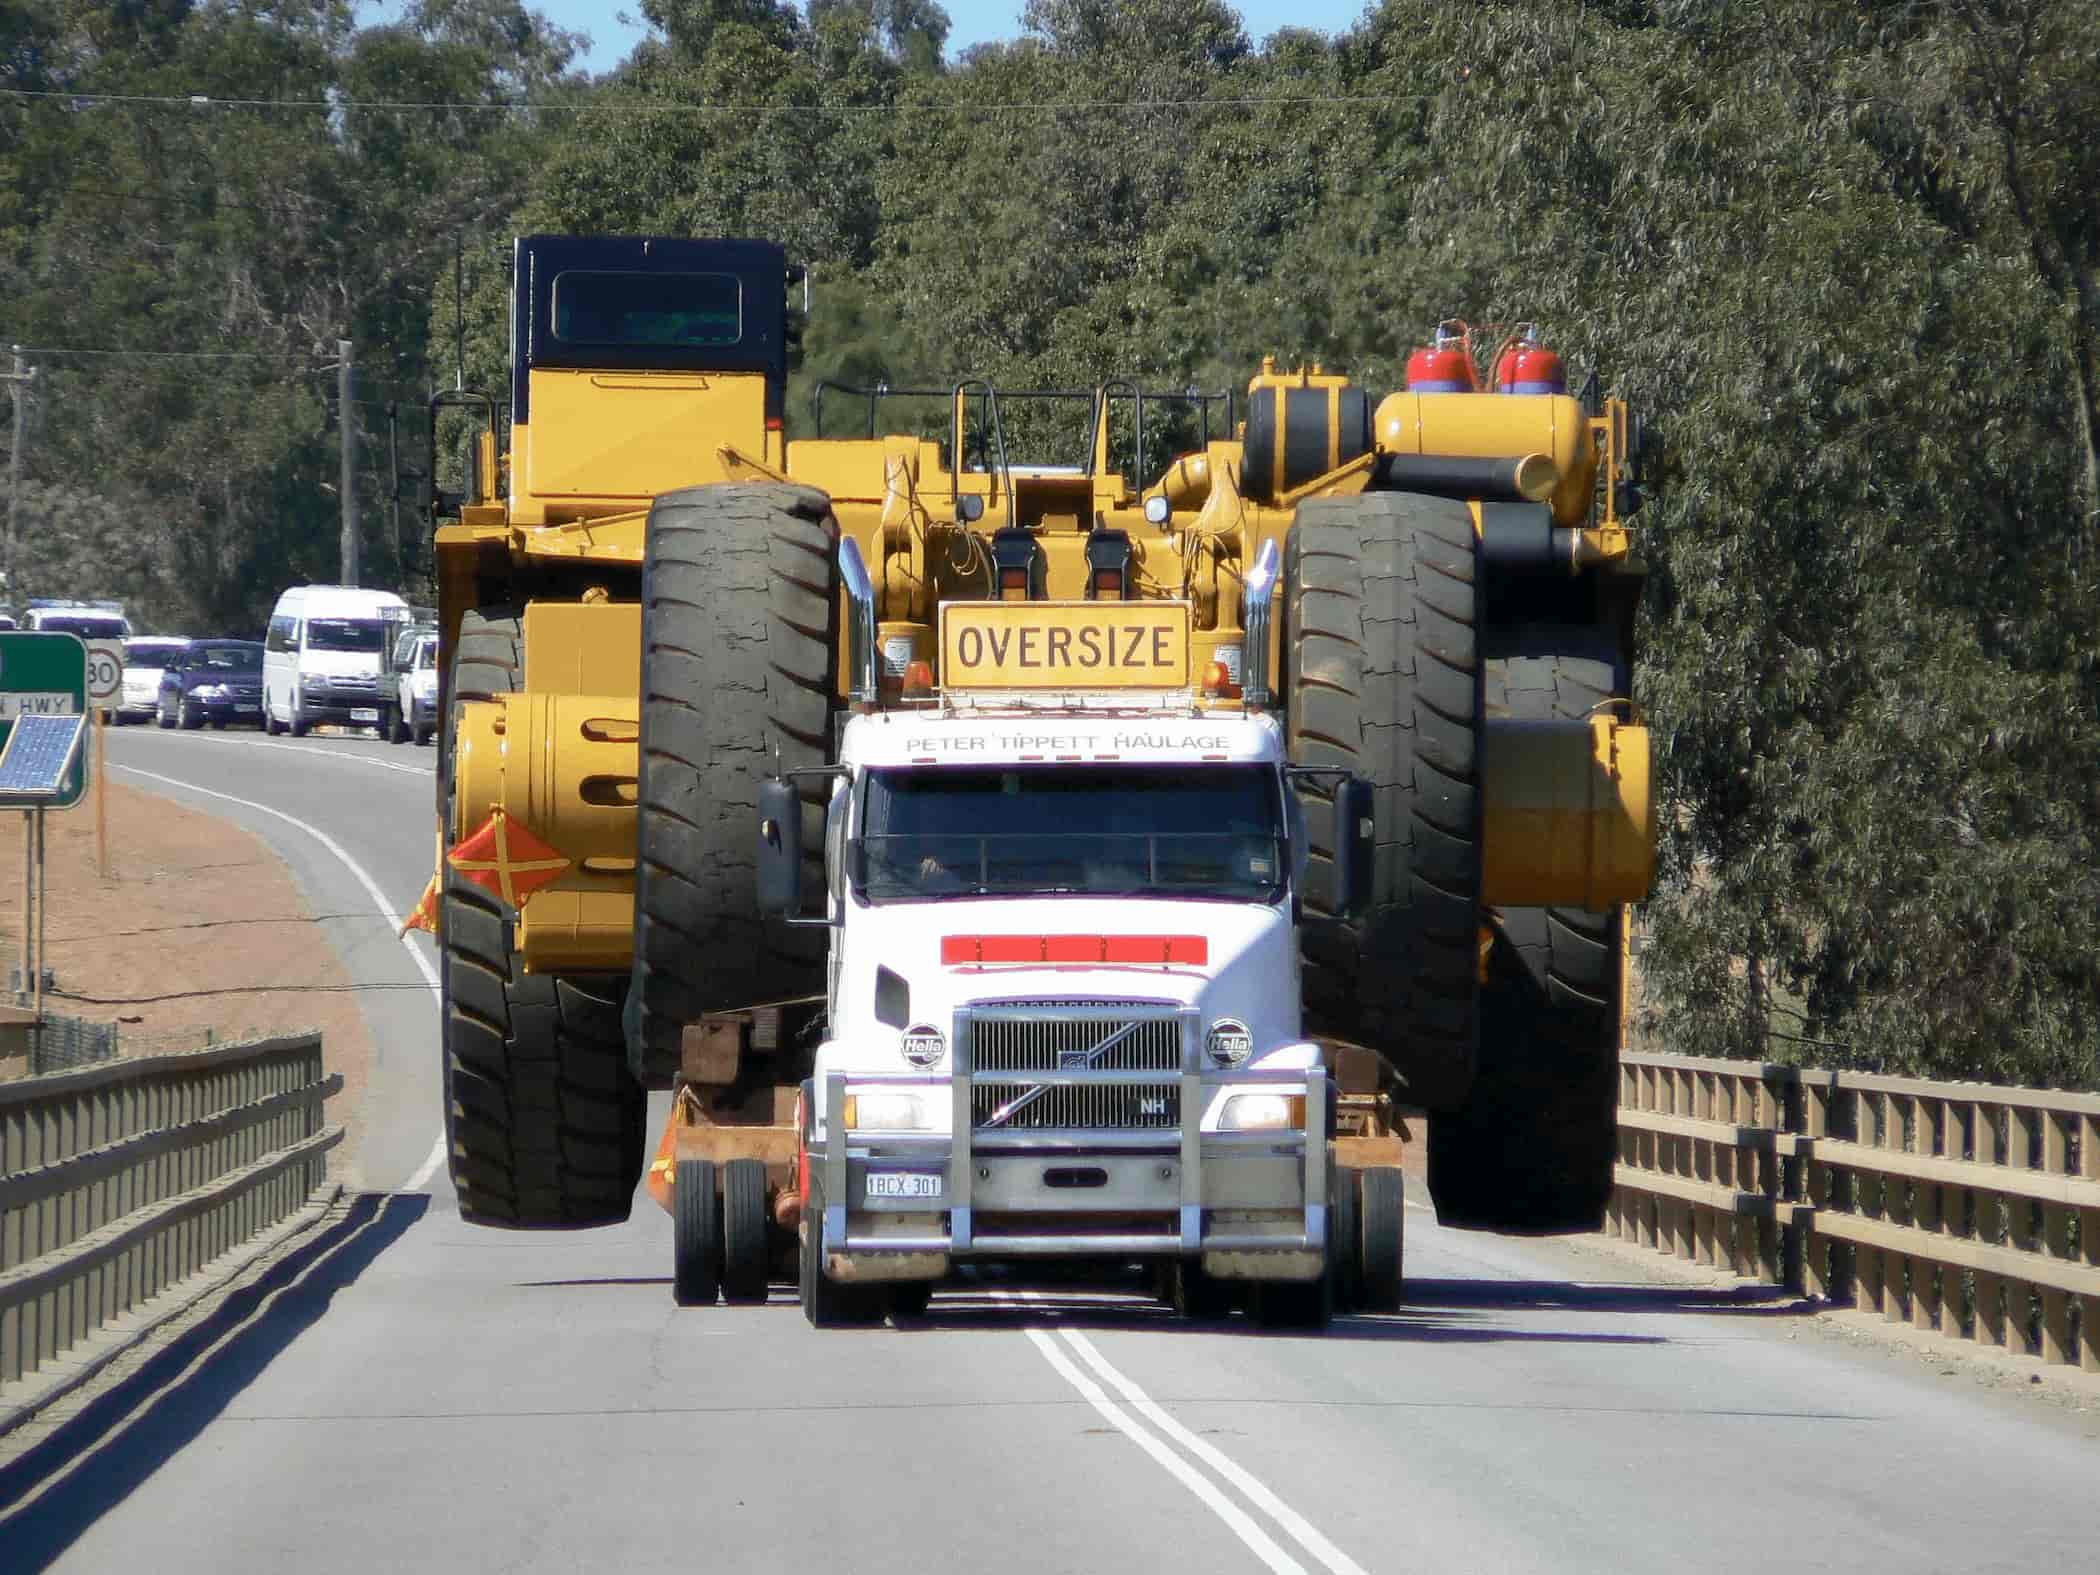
[746,569,1398,1328]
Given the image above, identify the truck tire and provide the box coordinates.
[1428,630,1626,1232]
[441,876,646,1227]
[1286,493,1484,1110]
[1330,1165,1362,1313]
[440,608,646,1229]
[1171,1260,1234,1321]
[719,1157,772,1304]
[629,484,839,1085]
[800,1170,882,1328]
[673,1157,722,1306]
[1357,1166,1407,1312]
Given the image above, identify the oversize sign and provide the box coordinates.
[939,601,1189,690]
[0,632,88,808]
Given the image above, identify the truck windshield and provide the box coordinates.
[305,619,387,653]
[858,766,1285,903]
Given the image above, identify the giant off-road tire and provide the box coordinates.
[440,608,646,1228]
[1285,493,1484,1111]
[1428,631,1626,1232]
[627,484,839,1086]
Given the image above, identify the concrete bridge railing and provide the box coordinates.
[1610,1050,2100,1372]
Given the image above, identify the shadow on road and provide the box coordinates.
[1403,1278,1815,1318]
[0,1192,427,1572]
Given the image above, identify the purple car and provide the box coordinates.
[157,640,265,729]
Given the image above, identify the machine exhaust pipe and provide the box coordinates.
[1240,537,1281,710]
[839,537,878,707]
[1379,451,1558,503]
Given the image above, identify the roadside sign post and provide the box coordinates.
[85,639,122,877]
[0,712,89,1022]
[0,634,91,1019]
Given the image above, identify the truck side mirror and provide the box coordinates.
[756,778,804,917]
[1331,776,1373,919]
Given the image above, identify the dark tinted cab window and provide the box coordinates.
[552,271,741,348]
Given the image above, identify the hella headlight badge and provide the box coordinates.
[900,1023,946,1068]
[1205,1018,1253,1067]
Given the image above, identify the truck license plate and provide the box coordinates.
[351,708,379,722]
[867,1171,941,1200]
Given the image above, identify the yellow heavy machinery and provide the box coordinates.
[428,236,1657,1242]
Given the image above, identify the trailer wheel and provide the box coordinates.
[673,1157,722,1306]
[440,609,645,1230]
[1428,631,1625,1233]
[629,484,839,1086]
[1330,1165,1362,1313]
[720,1158,773,1304]
[1286,493,1485,1110]
[1357,1167,1407,1312]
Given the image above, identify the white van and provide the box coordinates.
[262,585,412,736]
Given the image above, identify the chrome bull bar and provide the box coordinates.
[819,1002,1326,1263]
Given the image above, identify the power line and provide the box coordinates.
[1,346,327,362]
[0,85,1433,117]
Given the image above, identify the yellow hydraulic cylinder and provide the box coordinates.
[452,691,642,972]
[1480,715,1654,908]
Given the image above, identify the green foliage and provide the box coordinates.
[1,0,2096,1088]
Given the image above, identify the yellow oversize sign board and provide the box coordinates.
[940,601,1190,690]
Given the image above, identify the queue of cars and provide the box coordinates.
[104,584,438,744]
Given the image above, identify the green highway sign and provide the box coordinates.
[0,632,89,808]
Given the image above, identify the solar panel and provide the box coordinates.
[0,711,87,799]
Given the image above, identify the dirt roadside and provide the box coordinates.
[0,778,375,1174]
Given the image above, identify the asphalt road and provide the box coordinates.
[4,725,2094,1573]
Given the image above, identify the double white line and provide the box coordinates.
[1012,1294,1368,1575]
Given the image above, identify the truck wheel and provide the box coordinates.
[1286,493,1484,1110]
[1429,632,1625,1233]
[719,1158,772,1304]
[629,483,839,1085]
[440,608,645,1230]
[1170,1260,1234,1321]
[1330,1165,1362,1313]
[1357,1166,1407,1312]
[800,1170,881,1328]
[673,1157,722,1306]
[1248,1272,1333,1331]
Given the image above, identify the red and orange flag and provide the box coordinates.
[447,807,572,909]
[398,871,442,937]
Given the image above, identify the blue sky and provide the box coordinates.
[362,2,1373,79]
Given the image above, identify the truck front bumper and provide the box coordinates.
[814,1065,1328,1284]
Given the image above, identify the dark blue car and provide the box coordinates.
[157,640,265,729]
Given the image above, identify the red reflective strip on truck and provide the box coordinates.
[940,935,1209,965]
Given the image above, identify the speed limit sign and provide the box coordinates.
[86,639,125,704]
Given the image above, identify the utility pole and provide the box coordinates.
[339,337,359,587]
[5,346,34,605]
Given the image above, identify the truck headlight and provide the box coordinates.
[842,1092,933,1131]
[1216,1093,1305,1132]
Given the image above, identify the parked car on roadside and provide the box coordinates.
[114,636,191,724]
[157,640,265,729]
[386,628,439,745]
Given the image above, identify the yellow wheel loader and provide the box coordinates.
[426,235,1658,1239]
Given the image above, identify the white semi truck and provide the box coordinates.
[668,540,1410,1329]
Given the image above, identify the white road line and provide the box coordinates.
[114,762,448,1195]
[1021,1326,1308,1574]
[124,729,436,777]
[1054,1323,1371,1575]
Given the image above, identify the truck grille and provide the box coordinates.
[964,1003,1184,1131]
[966,1007,1182,1074]
[971,1082,1180,1130]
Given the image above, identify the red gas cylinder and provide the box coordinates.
[1492,342,1524,393]
[1510,336,1565,395]
[1406,320,1477,393]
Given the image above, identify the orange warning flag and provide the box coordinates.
[398,871,442,936]
[446,807,572,909]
